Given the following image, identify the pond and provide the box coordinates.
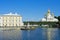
[0,27,60,40]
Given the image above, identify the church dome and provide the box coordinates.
[41,18,46,21]
[47,10,50,16]
[45,10,51,18]
[41,9,58,22]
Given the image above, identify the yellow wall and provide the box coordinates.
[3,16,22,26]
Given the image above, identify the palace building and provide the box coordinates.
[0,12,23,27]
[41,10,58,22]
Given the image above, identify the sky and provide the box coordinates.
[0,0,60,21]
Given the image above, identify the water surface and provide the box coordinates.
[0,27,60,40]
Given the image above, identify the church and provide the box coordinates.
[41,10,58,22]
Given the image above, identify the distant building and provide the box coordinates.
[0,12,23,27]
[41,10,58,22]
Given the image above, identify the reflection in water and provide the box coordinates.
[42,28,60,40]
[0,30,22,40]
[47,28,58,40]
[0,27,60,40]
[21,30,31,40]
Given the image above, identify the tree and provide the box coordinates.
[54,16,58,19]
[54,16,60,21]
[58,16,60,21]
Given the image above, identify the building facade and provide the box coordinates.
[0,12,23,27]
[41,10,58,22]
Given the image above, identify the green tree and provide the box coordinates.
[58,16,60,21]
[54,16,58,19]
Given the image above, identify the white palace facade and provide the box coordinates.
[0,12,23,27]
[41,10,58,22]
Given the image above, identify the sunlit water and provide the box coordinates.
[0,27,60,40]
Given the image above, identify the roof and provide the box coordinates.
[0,12,22,17]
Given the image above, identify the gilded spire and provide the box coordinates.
[48,9,50,13]
[47,9,50,16]
[45,9,51,17]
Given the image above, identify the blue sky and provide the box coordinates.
[0,0,60,21]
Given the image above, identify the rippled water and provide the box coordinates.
[0,27,60,40]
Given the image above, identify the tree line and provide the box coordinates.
[55,16,60,24]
